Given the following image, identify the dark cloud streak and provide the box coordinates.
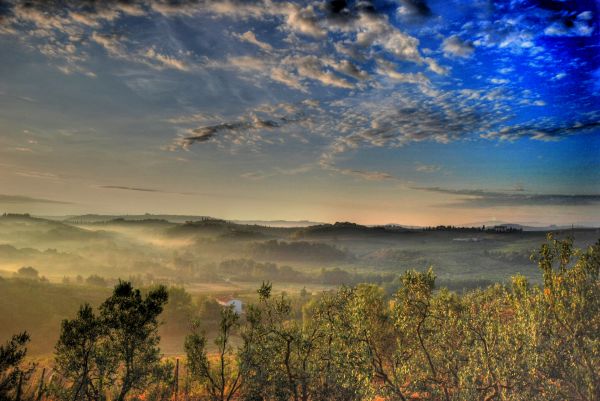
[483,120,600,141]
[100,185,163,193]
[0,194,72,204]
[100,185,199,196]
[415,187,600,207]
[175,114,304,149]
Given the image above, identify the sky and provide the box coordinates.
[0,0,599,226]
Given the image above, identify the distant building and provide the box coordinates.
[216,296,243,314]
[491,224,523,233]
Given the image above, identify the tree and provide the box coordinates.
[161,287,196,337]
[54,304,115,401]
[86,275,107,287]
[185,306,242,401]
[239,282,368,401]
[0,332,34,400]
[16,266,39,280]
[381,268,465,401]
[530,235,600,401]
[54,281,169,401]
[306,286,372,401]
[99,282,168,401]
[346,283,407,400]
[239,281,315,401]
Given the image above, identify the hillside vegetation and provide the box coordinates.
[1,235,598,401]
[1,214,598,286]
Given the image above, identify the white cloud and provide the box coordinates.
[234,30,273,52]
[286,56,354,89]
[442,35,475,58]
[376,59,430,85]
[91,32,126,58]
[415,163,441,173]
[144,48,190,71]
[544,20,594,37]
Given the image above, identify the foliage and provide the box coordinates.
[52,281,169,401]
[231,236,599,401]
[16,266,39,280]
[185,306,242,401]
[249,240,350,263]
[0,331,34,400]
[6,235,599,400]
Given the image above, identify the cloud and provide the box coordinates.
[14,170,60,180]
[91,33,192,71]
[415,163,440,173]
[414,187,600,208]
[287,55,355,89]
[544,12,595,37]
[319,154,399,181]
[1,0,446,91]
[3,0,596,194]
[233,30,273,52]
[442,35,475,58]
[240,171,266,180]
[328,59,369,81]
[332,168,396,181]
[482,120,600,142]
[397,0,432,18]
[91,31,126,58]
[144,48,190,71]
[240,163,313,180]
[100,185,164,193]
[99,185,196,195]
[0,194,71,204]
[282,2,326,38]
[170,110,306,150]
[270,67,306,91]
[376,59,430,84]
[1,2,194,74]
[490,78,509,85]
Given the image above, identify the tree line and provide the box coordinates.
[1,235,598,401]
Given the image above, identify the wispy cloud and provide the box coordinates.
[0,0,447,84]
[233,30,273,52]
[169,103,309,150]
[415,163,441,173]
[415,187,600,207]
[482,120,600,142]
[99,185,196,196]
[100,185,164,193]
[330,167,397,181]
[0,194,71,204]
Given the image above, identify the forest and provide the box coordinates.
[1,234,598,401]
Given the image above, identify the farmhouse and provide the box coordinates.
[216,296,243,314]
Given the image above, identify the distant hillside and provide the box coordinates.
[166,219,294,238]
[248,240,352,263]
[0,214,107,243]
[459,220,600,231]
[230,219,326,227]
[45,214,325,227]
[292,222,413,239]
[53,214,214,224]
